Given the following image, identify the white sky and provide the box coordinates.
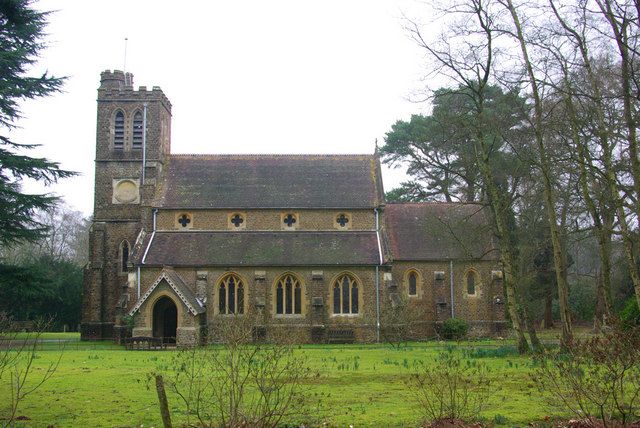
[15,0,438,216]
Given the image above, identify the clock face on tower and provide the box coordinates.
[112,179,140,204]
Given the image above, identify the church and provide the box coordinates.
[81,70,506,347]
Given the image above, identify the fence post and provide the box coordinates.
[155,375,172,428]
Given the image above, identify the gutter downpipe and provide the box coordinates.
[138,209,157,300]
[450,260,455,318]
[375,208,382,343]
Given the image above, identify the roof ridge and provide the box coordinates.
[386,201,485,206]
[153,230,377,234]
[169,153,374,158]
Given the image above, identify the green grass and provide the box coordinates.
[0,332,579,427]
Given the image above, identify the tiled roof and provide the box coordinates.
[385,203,498,261]
[156,154,383,209]
[140,231,381,266]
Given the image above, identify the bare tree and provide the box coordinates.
[0,202,90,266]
[0,315,62,427]
[403,0,538,353]
[498,0,574,346]
[593,0,640,309]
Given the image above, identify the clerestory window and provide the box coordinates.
[281,212,299,230]
[335,213,351,229]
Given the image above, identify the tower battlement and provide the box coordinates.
[99,70,171,109]
[100,69,133,89]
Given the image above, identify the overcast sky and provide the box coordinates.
[15,0,438,216]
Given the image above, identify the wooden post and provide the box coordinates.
[155,375,172,428]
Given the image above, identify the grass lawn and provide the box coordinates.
[0,330,583,427]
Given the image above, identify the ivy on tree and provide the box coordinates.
[0,0,74,246]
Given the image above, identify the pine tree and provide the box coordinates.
[0,0,74,246]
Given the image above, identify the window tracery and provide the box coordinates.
[218,273,245,315]
[332,273,359,315]
[275,274,302,315]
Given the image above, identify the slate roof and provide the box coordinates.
[139,231,382,266]
[156,154,383,209]
[385,203,498,261]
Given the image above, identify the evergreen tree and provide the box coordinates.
[0,0,74,246]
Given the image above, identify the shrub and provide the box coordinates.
[407,347,492,423]
[531,324,640,426]
[620,298,640,328]
[150,314,324,427]
[438,318,469,340]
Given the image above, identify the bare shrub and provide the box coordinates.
[0,314,61,427]
[531,325,640,426]
[152,313,323,427]
[407,347,492,424]
[380,294,425,349]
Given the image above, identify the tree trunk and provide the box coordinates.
[595,0,640,310]
[475,139,530,354]
[544,293,554,329]
[594,271,607,331]
[549,0,616,323]
[504,0,573,347]
[557,61,613,325]
[522,303,542,351]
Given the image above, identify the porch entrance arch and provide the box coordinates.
[152,296,177,344]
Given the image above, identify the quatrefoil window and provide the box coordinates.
[284,214,296,227]
[335,212,351,230]
[231,214,243,227]
[281,213,299,230]
[176,213,193,229]
[228,212,246,229]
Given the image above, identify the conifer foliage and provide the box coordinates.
[0,0,73,246]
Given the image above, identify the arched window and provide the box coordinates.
[275,274,302,315]
[120,240,130,273]
[332,273,359,315]
[408,271,418,296]
[132,111,143,149]
[466,270,478,295]
[218,274,245,314]
[114,111,125,149]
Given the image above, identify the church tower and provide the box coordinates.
[81,70,172,340]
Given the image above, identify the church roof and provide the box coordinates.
[138,230,381,266]
[385,203,498,261]
[155,154,384,209]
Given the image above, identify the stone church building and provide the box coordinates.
[81,70,506,346]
